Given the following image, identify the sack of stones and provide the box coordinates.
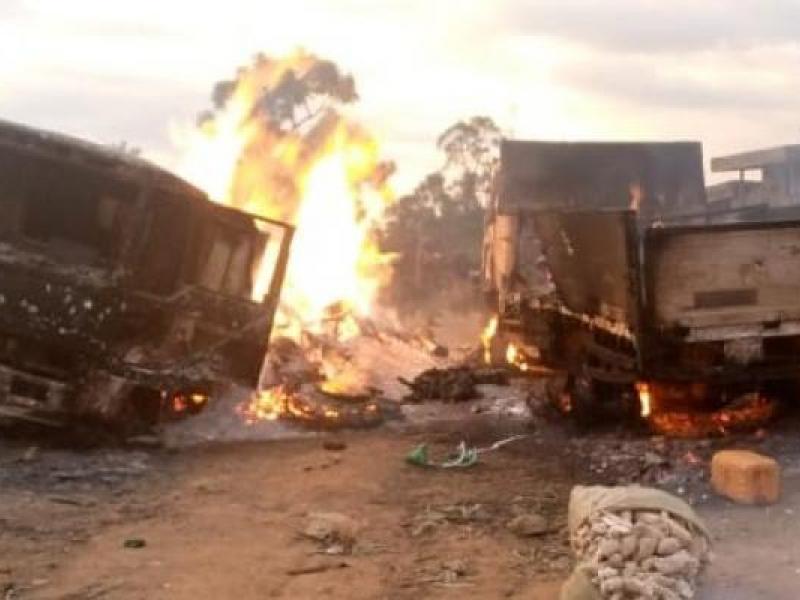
[560,485,712,600]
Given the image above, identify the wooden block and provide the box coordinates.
[711,449,780,505]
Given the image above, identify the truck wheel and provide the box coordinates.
[565,366,604,425]
[73,369,139,429]
[74,370,131,419]
[544,372,571,414]
[73,372,161,433]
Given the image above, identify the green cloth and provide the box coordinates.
[405,441,478,468]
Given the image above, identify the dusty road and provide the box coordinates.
[3,414,800,599]
[1,428,570,599]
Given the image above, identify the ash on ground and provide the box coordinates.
[559,407,800,507]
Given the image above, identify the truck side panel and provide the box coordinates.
[647,222,800,341]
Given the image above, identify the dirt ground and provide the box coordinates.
[1,428,569,599]
[3,398,800,599]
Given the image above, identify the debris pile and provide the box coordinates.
[569,435,715,503]
[563,486,711,600]
[252,384,385,430]
[399,366,508,403]
[238,317,444,429]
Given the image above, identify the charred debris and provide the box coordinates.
[7,117,800,438]
[399,366,508,403]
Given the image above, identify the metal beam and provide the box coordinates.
[711,145,800,172]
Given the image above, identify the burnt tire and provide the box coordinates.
[543,372,570,413]
[568,366,600,426]
[74,370,136,423]
[539,368,598,426]
[73,372,162,434]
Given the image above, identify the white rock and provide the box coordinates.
[637,536,658,561]
[665,516,694,546]
[653,550,697,576]
[598,538,621,559]
[657,537,683,556]
[600,576,624,595]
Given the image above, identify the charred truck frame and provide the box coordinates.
[0,120,293,428]
[484,140,800,418]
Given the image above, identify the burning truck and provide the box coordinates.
[0,119,293,428]
[484,140,800,433]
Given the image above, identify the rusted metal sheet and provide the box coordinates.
[498,140,707,222]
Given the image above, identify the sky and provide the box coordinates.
[2,0,799,194]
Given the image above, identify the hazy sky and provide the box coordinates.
[2,0,799,193]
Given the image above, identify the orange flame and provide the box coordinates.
[637,383,776,437]
[174,51,394,335]
[174,53,396,424]
[649,393,776,438]
[506,343,530,372]
[238,387,288,423]
[480,316,498,364]
[169,391,208,416]
[637,382,653,418]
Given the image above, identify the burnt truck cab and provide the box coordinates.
[0,120,293,426]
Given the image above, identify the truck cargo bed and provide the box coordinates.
[646,220,800,342]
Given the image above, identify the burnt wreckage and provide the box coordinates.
[484,140,800,418]
[0,120,293,427]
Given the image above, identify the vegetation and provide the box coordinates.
[380,116,500,312]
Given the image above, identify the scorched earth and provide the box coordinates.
[4,373,800,600]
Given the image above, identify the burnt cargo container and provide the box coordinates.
[484,139,800,421]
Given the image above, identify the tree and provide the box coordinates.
[195,51,369,220]
[381,116,500,312]
[436,116,501,206]
[207,52,358,133]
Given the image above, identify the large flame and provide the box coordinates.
[174,52,393,335]
[480,316,498,364]
[171,52,395,425]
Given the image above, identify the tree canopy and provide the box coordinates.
[380,116,501,311]
[202,51,358,133]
